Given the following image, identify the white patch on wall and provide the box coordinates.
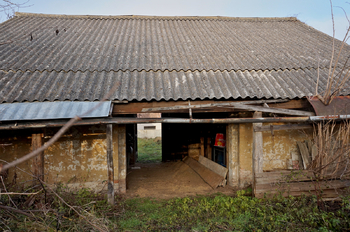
[137,123,162,138]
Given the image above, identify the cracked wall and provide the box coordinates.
[0,125,122,191]
[238,122,313,188]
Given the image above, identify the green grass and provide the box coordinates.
[137,137,162,163]
[1,188,350,231]
[115,191,350,231]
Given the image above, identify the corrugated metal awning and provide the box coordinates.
[0,101,112,121]
[308,96,350,116]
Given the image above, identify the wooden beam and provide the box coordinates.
[206,137,212,159]
[140,101,314,116]
[141,102,236,113]
[253,112,263,196]
[200,137,205,157]
[113,99,309,115]
[31,133,44,181]
[268,99,310,109]
[254,123,313,132]
[106,124,114,205]
[183,157,225,189]
[233,104,314,116]
[141,100,287,113]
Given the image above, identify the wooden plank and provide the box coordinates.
[269,99,311,109]
[255,180,350,193]
[297,141,310,169]
[141,100,288,113]
[113,99,308,115]
[183,157,225,189]
[106,124,114,205]
[114,100,237,114]
[200,137,205,157]
[305,140,313,158]
[198,155,228,179]
[31,133,44,181]
[255,189,343,199]
[141,102,236,112]
[255,170,314,183]
[254,123,313,132]
[206,137,212,160]
[254,170,350,199]
[140,100,314,116]
[233,104,315,116]
[255,170,313,177]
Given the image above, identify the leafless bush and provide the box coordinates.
[316,0,350,105]
[0,0,31,19]
[309,120,350,180]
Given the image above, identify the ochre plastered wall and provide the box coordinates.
[0,125,124,192]
[44,125,108,188]
[262,123,313,171]
[237,122,313,188]
[0,131,32,184]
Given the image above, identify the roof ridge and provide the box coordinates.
[1,67,331,74]
[15,12,298,22]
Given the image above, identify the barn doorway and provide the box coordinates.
[126,122,232,198]
[136,123,162,163]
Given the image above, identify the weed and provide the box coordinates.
[1,188,349,231]
[137,138,162,163]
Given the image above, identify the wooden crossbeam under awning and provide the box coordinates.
[140,99,315,116]
[112,99,312,115]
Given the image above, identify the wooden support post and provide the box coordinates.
[106,124,114,205]
[134,124,138,162]
[206,137,212,160]
[252,112,263,195]
[129,124,138,165]
[118,125,127,194]
[31,133,44,181]
[226,124,239,187]
[200,137,205,157]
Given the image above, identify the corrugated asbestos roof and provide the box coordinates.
[0,13,349,103]
[0,13,345,73]
[1,68,349,102]
[0,101,111,121]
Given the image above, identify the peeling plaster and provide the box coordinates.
[238,122,313,187]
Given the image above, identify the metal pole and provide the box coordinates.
[1,115,350,130]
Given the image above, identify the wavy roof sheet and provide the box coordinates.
[1,68,349,103]
[0,13,349,103]
[0,13,347,73]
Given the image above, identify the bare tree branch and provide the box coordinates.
[38,179,107,232]
[0,0,31,19]
[0,79,121,173]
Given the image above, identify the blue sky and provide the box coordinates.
[2,0,350,41]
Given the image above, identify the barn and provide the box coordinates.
[1,13,350,201]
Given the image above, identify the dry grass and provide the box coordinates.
[310,120,350,180]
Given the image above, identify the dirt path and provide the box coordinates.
[126,161,235,199]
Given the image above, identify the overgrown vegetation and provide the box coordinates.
[1,187,350,231]
[137,137,162,163]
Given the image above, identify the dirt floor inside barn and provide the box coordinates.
[126,161,235,199]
